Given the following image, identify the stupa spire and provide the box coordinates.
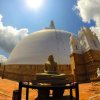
[49,20,55,29]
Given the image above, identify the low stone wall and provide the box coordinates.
[0,64,73,82]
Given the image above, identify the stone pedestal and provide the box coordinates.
[36,73,67,85]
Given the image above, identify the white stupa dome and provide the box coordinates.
[7,22,72,64]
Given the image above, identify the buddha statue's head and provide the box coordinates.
[48,55,54,62]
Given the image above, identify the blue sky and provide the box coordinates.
[0,0,99,58]
[0,0,95,34]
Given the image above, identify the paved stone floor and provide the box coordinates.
[0,78,100,100]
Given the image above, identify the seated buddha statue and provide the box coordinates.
[36,55,66,85]
[44,55,58,74]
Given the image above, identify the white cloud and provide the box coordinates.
[75,0,100,40]
[0,55,7,63]
[0,14,29,53]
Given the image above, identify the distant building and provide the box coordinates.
[0,55,7,65]
[70,27,100,82]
